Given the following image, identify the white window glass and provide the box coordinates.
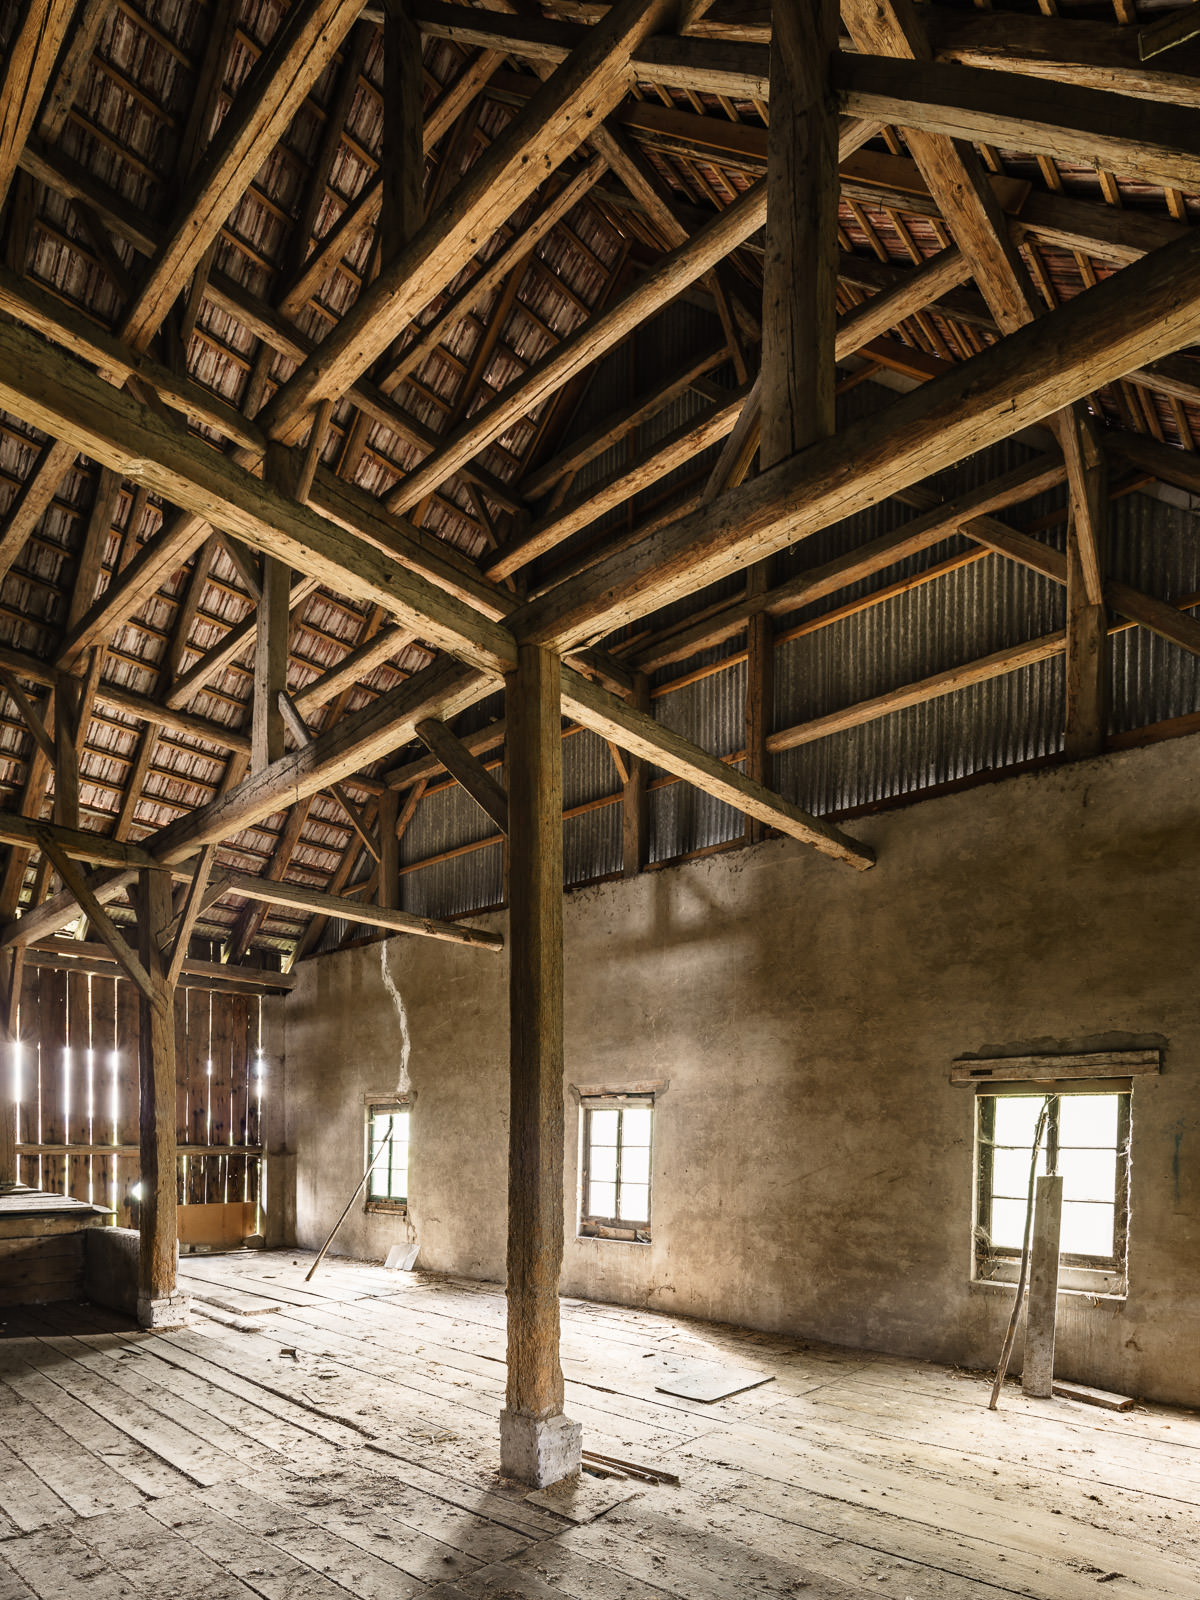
[581,1100,653,1236]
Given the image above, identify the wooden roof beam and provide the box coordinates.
[521,344,729,503]
[511,222,1200,654]
[0,320,516,677]
[221,870,503,951]
[383,179,771,514]
[3,654,497,949]
[260,0,682,446]
[488,383,752,581]
[926,6,1200,103]
[414,717,509,834]
[412,2,773,99]
[0,0,79,211]
[381,155,609,397]
[493,242,975,585]
[120,0,364,353]
[836,55,1200,198]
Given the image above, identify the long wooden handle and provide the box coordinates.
[305,1126,393,1282]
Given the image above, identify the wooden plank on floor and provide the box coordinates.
[237,1462,496,1585]
[7,1336,236,1485]
[0,1373,145,1517]
[197,1480,429,1600]
[91,1338,338,1470]
[43,1331,285,1471]
[0,1525,138,1600]
[144,1492,362,1600]
[0,1438,74,1533]
[778,1381,1200,1504]
[689,1421,1200,1599]
[80,1505,263,1599]
[144,1330,368,1449]
[0,1551,37,1600]
[0,1347,198,1499]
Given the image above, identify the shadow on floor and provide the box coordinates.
[0,1298,139,1338]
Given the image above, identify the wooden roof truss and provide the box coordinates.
[0,0,1198,974]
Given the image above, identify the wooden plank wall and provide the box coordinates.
[11,975,263,1227]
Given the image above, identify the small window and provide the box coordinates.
[580,1096,653,1241]
[975,1089,1130,1292]
[366,1102,409,1212]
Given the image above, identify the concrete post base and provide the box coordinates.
[137,1292,190,1330]
[499,1409,582,1487]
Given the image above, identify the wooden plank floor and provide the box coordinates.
[0,1253,1196,1599]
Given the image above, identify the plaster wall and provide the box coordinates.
[280,737,1200,1406]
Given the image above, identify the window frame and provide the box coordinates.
[578,1093,654,1243]
[364,1098,410,1215]
[973,1084,1131,1295]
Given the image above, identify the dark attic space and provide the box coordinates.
[0,0,1199,1594]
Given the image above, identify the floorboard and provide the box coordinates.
[0,1250,1195,1600]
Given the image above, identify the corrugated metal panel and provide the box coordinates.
[562,727,616,811]
[400,778,498,867]
[771,543,1065,811]
[650,661,746,862]
[402,845,504,922]
[565,801,621,886]
[775,658,1065,818]
[1109,491,1200,733]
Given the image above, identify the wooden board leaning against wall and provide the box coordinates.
[9,970,264,1239]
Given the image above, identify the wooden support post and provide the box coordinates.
[1064,447,1107,761]
[746,0,837,840]
[135,867,187,1327]
[377,786,399,911]
[1064,520,1108,763]
[1023,1173,1063,1398]
[0,948,15,1188]
[744,564,774,845]
[622,673,650,878]
[252,555,289,772]
[52,674,80,830]
[500,643,580,1487]
[762,0,838,466]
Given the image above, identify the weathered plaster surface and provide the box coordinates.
[281,737,1200,1406]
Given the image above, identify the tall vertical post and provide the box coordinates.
[1023,1173,1064,1397]
[500,643,579,1486]
[0,1056,15,1190]
[136,866,188,1327]
[761,0,838,466]
[0,948,17,1189]
[252,554,289,772]
[377,786,399,910]
[1064,440,1107,763]
[745,0,838,837]
[621,672,650,878]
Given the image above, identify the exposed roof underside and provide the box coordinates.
[1,0,1199,970]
